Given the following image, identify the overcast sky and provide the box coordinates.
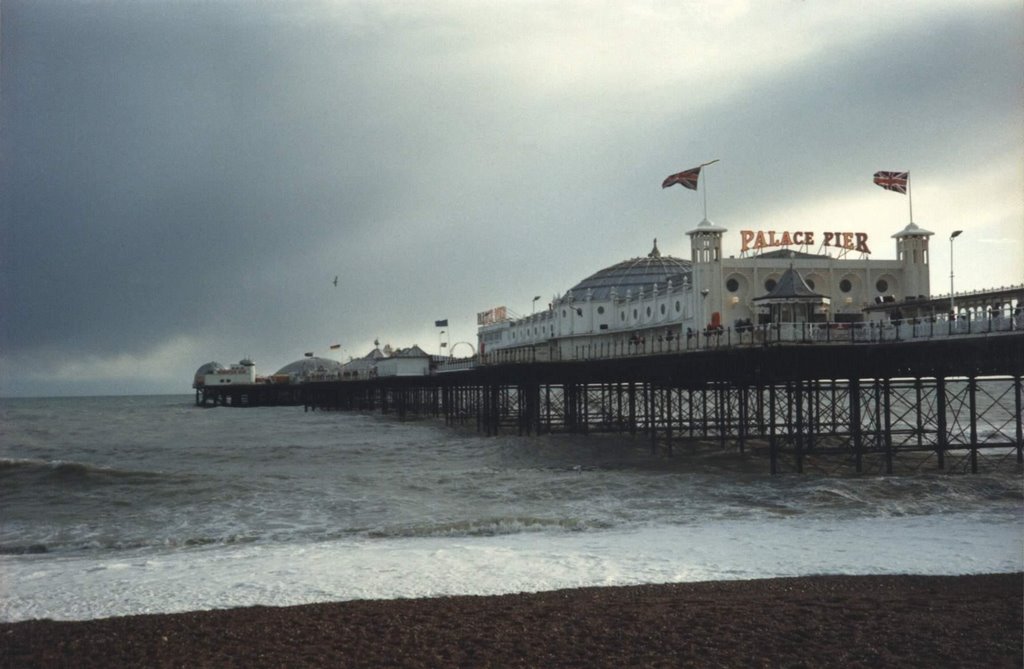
[2,0,1022,397]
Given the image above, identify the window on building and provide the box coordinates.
[806,279,815,290]
[765,279,777,292]
[726,278,739,292]
[597,306,605,315]
[840,279,852,293]
[876,279,889,293]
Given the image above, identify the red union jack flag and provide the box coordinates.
[873,171,909,194]
[662,167,701,190]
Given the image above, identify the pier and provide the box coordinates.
[193,293,1024,474]
[293,329,1023,475]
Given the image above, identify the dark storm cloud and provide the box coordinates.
[5,4,294,348]
[1,1,437,358]
[1,1,578,362]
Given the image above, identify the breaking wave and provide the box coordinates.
[0,458,170,488]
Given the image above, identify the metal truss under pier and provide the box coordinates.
[301,334,1024,474]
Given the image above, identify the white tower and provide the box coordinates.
[892,222,933,299]
[687,218,728,328]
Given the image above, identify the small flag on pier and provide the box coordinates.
[662,166,702,190]
[873,171,909,194]
[435,319,448,327]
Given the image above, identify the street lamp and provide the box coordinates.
[532,295,541,314]
[949,230,963,317]
[438,330,447,354]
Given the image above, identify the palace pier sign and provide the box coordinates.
[740,230,871,254]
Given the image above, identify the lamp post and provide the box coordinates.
[439,330,447,355]
[949,230,963,318]
[532,295,541,314]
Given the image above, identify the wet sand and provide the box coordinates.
[2,573,1021,668]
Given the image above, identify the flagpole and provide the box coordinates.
[908,175,914,223]
[702,170,709,220]
[699,159,720,220]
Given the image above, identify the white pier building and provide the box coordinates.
[477,217,948,362]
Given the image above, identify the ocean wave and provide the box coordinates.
[0,532,268,557]
[792,472,1023,517]
[0,543,48,555]
[368,516,613,539]
[0,457,170,487]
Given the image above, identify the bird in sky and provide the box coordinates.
[333,276,338,287]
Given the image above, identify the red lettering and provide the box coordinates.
[740,230,863,253]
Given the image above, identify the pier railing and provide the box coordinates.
[479,311,1024,366]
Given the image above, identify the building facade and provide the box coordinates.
[478,218,933,361]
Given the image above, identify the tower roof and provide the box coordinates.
[753,266,829,302]
[892,221,934,238]
[686,217,728,236]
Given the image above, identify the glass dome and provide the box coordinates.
[275,357,343,376]
[194,361,225,377]
[566,241,692,301]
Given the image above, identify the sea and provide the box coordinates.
[1,394,1021,622]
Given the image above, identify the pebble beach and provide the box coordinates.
[3,573,1021,668]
